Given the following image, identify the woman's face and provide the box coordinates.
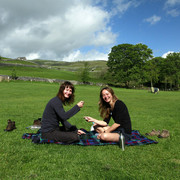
[63,86,72,99]
[102,89,112,103]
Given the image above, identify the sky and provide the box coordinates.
[0,0,180,61]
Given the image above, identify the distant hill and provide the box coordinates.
[0,58,108,72]
[29,59,108,72]
[0,58,108,83]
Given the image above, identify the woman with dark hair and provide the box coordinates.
[84,87,132,150]
[41,81,85,143]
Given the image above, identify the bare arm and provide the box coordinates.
[105,123,120,133]
[84,116,107,127]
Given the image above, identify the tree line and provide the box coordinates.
[104,43,180,90]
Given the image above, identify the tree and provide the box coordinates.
[80,62,90,83]
[165,52,180,90]
[107,43,153,87]
[145,57,164,87]
[11,69,18,80]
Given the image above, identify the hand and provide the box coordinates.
[84,116,94,122]
[77,129,86,135]
[97,133,101,139]
[77,101,84,108]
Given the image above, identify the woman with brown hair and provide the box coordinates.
[41,81,85,143]
[84,87,132,150]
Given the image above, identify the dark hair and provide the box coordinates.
[99,87,118,118]
[57,81,75,105]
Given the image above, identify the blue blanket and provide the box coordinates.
[22,129,158,146]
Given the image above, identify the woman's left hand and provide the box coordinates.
[77,129,86,135]
[84,116,94,122]
[97,133,101,139]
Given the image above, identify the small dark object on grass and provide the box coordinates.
[145,129,160,136]
[158,129,170,138]
[33,118,42,126]
[4,119,16,131]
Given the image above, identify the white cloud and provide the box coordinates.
[162,51,174,58]
[62,50,81,62]
[62,49,108,62]
[144,15,161,25]
[164,0,180,17]
[165,0,180,7]
[111,0,141,16]
[91,28,117,46]
[26,53,40,60]
[167,9,180,17]
[0,0,116,61]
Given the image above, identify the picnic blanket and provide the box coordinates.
[22,129,158,146]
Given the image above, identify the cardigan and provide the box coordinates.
[41,96,80,133]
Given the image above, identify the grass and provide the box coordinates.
[0,59,37,66]
[0,64,106,83]
[29,60,108,71]
[0,81,180,180]
[0,66,80,81]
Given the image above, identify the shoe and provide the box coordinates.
[145,129,160,136]
[158,129,170,138]
[119,133,125,151]
[12,121,17,130]
[5,119,13,131]
[33,118,41,126]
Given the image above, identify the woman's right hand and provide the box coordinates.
[84,116,107,127]
[77,101,84,108]
[84,116,94,122]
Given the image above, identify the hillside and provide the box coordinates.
[29,59,108,72]
[0,58,107,71]
[0,58,108,83]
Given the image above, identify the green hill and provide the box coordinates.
[29,59,108,72]
[0,59,108,83]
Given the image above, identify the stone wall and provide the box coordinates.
[0,75,104,86]
[0,75,10,82]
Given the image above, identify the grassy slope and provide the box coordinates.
[0,66,81,81]
[0,81,179,179]
[0,59,37,65]
[0,59,107,83]
[29,59,107,71]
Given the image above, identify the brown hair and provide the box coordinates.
[99,87,118,119]
[57,81,75,105]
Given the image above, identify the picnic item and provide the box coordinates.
[158,129,170,138]
[4,119,16,131]
[26,118,42,130]
[145,129,160,136]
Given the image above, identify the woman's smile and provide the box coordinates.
[102,89,112,103]
[63,87,72,98]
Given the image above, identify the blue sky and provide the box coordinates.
[0,0,179,61]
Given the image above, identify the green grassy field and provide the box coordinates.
[0,81,179,179]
